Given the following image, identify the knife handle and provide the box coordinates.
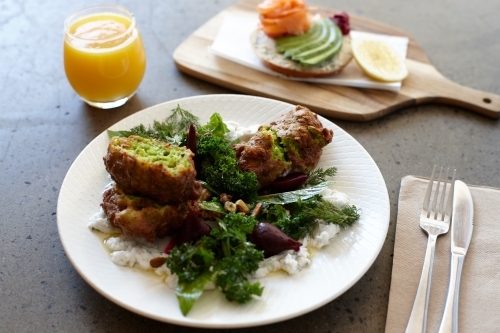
[438,253,465,333]
[405,233,438,333]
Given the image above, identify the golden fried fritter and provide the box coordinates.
[234,105,333,189]
[101,185,197,242]
[234,128,291,189]
[269,105,333,173]
[103,135,201,205]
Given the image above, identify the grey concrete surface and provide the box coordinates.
[1,0,499,332]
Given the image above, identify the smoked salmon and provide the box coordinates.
[257,0,311,38]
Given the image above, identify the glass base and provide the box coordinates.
[82,93,135,109]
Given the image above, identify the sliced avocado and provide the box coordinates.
[275,22,321,49]
[299,24,343,66]
[276,22,323,52]
[282,19,330,58]
[292,19,339,61]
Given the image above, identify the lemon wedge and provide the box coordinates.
[352,38,408,82]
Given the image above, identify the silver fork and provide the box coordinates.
[405,166,456,333]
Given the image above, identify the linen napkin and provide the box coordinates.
[209,10,409,92]
[385,175,500,332]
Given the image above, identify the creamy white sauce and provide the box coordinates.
[105,235,170,276]
[224,121,260,142]
[89,208,121,234]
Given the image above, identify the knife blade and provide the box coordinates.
[438,180,474,333]
[450,180,474,254]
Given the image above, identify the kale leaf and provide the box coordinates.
[167,242,215,284]
[216,247,263,303]
[166,213,264,315]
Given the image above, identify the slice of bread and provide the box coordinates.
[251,29,353,78]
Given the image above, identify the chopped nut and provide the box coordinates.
[224,201,237,213]
[219,193,233,204]
[150,257,167,268]
[235,199,250,214]
[251,202,263,217]
[200,188,212,201]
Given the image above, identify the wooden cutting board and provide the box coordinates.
[173,0,500,121]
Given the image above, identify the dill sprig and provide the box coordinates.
[107,105,200,144]
[303,200,360,228]
[262,194,360,240]
[305,167,337,186]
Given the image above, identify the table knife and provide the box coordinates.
[438,180,474,333]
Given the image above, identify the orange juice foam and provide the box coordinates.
[64,13,146,103]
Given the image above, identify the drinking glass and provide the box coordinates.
[64,5,146,109]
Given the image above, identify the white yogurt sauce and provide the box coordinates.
[224,121,260,142]
[105,235,170,276]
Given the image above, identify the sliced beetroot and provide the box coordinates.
[248,222,302,258]
[330,11,350,35]
[269,172,309,193]
[187,123,197,154]
[164,237,177,254]
[175,211,211,246]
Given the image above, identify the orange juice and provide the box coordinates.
[64,6,146,107]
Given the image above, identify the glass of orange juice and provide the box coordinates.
[64,5,146,109]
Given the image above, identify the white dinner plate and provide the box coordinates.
[57,94,390,328]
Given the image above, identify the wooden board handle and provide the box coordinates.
[404,60,500,118]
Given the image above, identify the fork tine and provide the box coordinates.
[423,165,436,211]
[445,169,457,216]
[437,168,449,218]
[431,166,444,218]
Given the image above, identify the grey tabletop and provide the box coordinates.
[1,0,499,332]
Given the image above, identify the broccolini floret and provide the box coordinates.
[196,135,259,201]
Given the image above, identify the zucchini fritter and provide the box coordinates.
[103,135,202,205]
[234,128,291,189]
[269,105,333,173]
[101,185,197,242]
[234,105,333,189]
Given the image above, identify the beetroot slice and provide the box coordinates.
[249,222,302,258]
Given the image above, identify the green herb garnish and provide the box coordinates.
[258,181,333,204]
[305,167,337,186]
[166,213,264,315]
[197,135,259,201]
[107,104,200,144]
[197,112,230,138]
[262,194,360,240]
[199,198,226,215]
